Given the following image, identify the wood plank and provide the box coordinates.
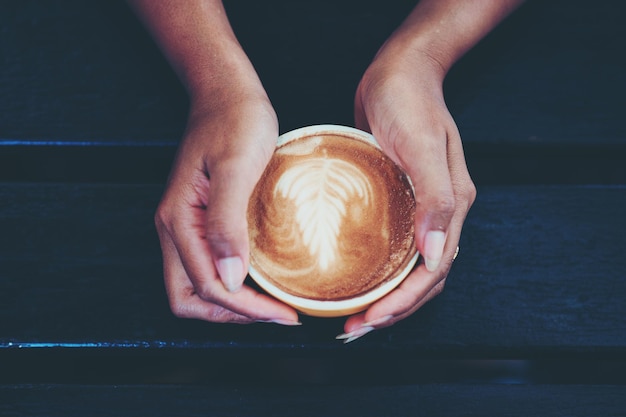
[0,0,624,146]
[445,0,626,146]
[1,384,626,417]
[0,0,186,145]
[2,1,625,184]
[2,142,626,185]
[1,183,624,359]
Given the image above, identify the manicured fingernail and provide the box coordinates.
[258,319,302,326]
[336,326,375,344]
[216,256,244,292]
[361,315,394,328]
[424,230,446,272]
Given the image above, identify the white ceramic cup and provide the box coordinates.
[248,125,419,317]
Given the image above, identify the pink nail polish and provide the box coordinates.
[424,230,446,272]
[361,315,394,328]
[217,256,244,292]
[336,326,375,344]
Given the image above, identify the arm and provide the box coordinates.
[128,0,269,114]
[343,0,525,340]
[129,0,299,325]
[384,0,524,76]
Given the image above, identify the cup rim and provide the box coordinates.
[248,124,419,317]
[276,124,381,149]
[249,251,419,317]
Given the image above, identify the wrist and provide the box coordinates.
[188,88,276,132]
[186,43,274,123]
[371,37,448,87]
[378,0,525,77]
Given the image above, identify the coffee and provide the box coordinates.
[248,125,417,310]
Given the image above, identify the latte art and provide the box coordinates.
[275,154,373,271]
[248,128,417,304]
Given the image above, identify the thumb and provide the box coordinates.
[367,120,456,273]
[395,131,456,272]
[204,157,267,293]
[405,135,456,273]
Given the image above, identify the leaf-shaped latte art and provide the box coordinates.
[275,157,373,270]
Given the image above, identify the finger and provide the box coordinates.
[338,265,448,339]
[160,213,299,324]
[408,130,456,274]
[157,221,253,323]
[342,208,466,334]
[202,125,277,293]
[341,256,448,335]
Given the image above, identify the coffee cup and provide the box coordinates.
[247,125,418,317]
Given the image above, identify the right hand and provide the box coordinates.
[340,40,476,340]
[154,96,300,325]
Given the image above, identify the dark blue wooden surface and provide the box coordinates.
[1,0,625,146]
[1,183,624,359]
[1,0,625,412]
[2,384,626,417]
[0,0,186,145]
[2,0,626,186]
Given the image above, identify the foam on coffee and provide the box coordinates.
[248,127,417,303]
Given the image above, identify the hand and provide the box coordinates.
[129,0,299,325]
[154,96,300,325]
[340,47,476,341]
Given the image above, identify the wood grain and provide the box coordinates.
[1,183,624,358]
[1,0,624,145]
[1,384,626,417]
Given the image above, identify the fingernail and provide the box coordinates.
[258,319,302,326]
[336,326,375,344]
[424,230,446,272]
[361,315,394,328]
[216,256,244,292]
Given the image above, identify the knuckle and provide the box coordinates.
[206,306,240,324]
[154,204,167,230]
[205,213,246,248]
[432,193,456,216]
[204,215,230,239]
[450,172,477,212]
[154,200,175,232]
[169,299,191,319]
[464,180,477,206]
[423,278,447,304]
[166,287,192,318]
[194,283,217,302]
[432,278,447,296]
[417,190,455,213]
[205,222,238,249]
